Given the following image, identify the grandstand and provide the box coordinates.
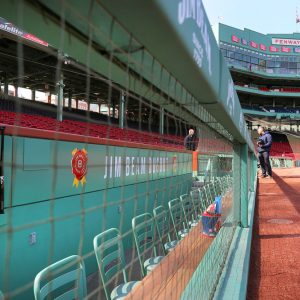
[219,23,300,299]
[219,23,300,163]
[0,1,299,300]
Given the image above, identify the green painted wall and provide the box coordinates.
[235,85,300,98]
[219,23,300,55]
[0,135,192,299]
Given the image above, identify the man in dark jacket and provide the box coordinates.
[257,126,272,178]
[184,129,197,151]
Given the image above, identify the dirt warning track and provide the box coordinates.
[247,168,300,300]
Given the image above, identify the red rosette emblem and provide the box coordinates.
[71,148,88,187]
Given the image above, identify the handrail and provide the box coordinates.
[1,123,192,153]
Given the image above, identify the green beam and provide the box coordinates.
[119,91,125,129]
[243,109,277,117]
[56,74,64,122]
[233,143,250,228]
[159,107,165,135]
[3,74,8,99]
[251,153,257,192]
[240,144,249,228]
[243,108,300,119]
[229,64,300,80]
[233,143,241,225]
[236,85,300,98]
[31,89,36,101]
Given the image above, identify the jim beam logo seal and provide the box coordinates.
[71,148,88,187]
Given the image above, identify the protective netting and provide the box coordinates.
[287,134,300,161]
[0,1,256,300]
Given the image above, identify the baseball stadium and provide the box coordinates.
[0,1,299,300]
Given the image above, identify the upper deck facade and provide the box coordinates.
[219,23,300,78]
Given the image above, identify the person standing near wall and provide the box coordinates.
[257,126,273,178]
[184,129,197,151]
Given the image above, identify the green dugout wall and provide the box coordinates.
[0,131,193,299]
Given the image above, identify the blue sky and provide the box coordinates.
[202,0,300,39]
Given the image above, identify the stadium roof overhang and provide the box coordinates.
[1,0,254,151]
[1,2,204,128]
[95,0,253,149]
[230,67,300,86]
[243,108,300,132]
[244,109,300,121]
[0,35,121,104]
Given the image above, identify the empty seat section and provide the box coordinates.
[0,109,185,149]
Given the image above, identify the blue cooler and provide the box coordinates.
[201,212,221,237]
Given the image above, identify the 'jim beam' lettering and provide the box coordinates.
[104,156,169,179]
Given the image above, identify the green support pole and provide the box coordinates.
[68,90,72,110]
[241,144,249,228]
[159,107,164,135]
[14,85,18,98]
[249,153,254,192]
[233,142,241,226]
[252,153,257,190]
[56,74,64,122]
[119,91,125,129]
[112,102,116,119]
[31,89,36,101]
[4,74,8,99]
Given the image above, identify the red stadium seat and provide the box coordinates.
[0,110,185,150]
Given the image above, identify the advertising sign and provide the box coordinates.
[294,47,300,53]
[281,46,291,53]
[272,38,300,46]
[241,38,247,45]
[231,35,239,43]
[269,46,279,52]
[0,17,48,47]
[260,44,267,51]
[249,41,258,48]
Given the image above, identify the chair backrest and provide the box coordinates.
[33,255,87,300]
[199,188,209,211]
[209,182,217,199]
[205,182,215,204]
[93,228,127,300]
[153,206,172,254]
[132,213,158,276]
[214,178,222,196]
[190,189,204,218]
[168,198,188,240]
[203,185,211,208]
[227,175,233,190]
[180,194,195,224]
[222,176,228,191]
